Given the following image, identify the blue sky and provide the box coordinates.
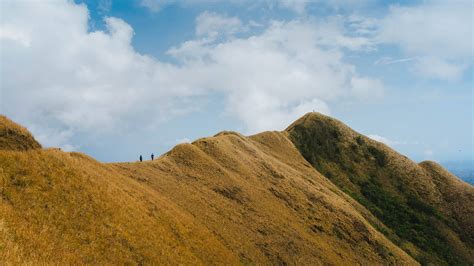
[0,0,472,163]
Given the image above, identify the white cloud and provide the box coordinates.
[368,134,396,146]
[29,125,78,151]
[424,149,434,159]
[345,14,379,38]
[411,56,468,81]
[1,1,383,149]
[138,0,373,15]
[98,0,112,13]
[323,0,373,10]
[311,16,376,51]
[175,138,191,144]
[139,0,177,12]
[277,0,373,14]
[169,19,381,132]
[350,76,383,99]
[278,0,309,14]
[0,25,31,47]
[196,11,244,37]
[374,56,416,66]
[1,1,191,145]
[377,1,473,80]
[368,134,420,147]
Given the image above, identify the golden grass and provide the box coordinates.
[110,131,417,265]
[0,115,41,151]
[0,149,239,264]
[0,116,419,264]
[0,113,470,264]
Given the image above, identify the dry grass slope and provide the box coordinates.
[112,131,416,264]
[0,115,419,264]
[0,149,240,264]
[0,116,41,151]
[286,112,474,265]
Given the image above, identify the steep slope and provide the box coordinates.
[112,131,416,264]
[286,112,474,265]
[0,116,41,151]
[419,161,474,245]
[0,116,417,264]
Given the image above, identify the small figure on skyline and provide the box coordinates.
[151,153,154,161]
[140,155,143,162]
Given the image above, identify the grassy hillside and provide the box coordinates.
[1,113,471,264]
[286,112,474,265]
[0,116,417,264]
[111,131,415,264]
[0,116,41,151]
[0,149,240,264]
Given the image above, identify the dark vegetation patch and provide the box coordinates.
[0,117,42,151]
[352,220,369,236]
[305,193,323,205]
[310,224,325,233]
[256,242,289,266]
[0,132,40,151]
[239,252,253,265]
[10,175,31,188]
[262,163,286,179]
[367,146,386,167]
[371,240,392,260]
[332,226,346,240]
[213,186,246,204]
[287,120,465,265]
[359,177,461,265]
[268,187,299,211]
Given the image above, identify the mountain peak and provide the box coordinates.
[285,113,474,265]
[286,112,336,130]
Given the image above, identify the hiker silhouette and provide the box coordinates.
[151,153,154,161]
[140,155,143,162]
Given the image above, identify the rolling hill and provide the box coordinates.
[0,113,472,265]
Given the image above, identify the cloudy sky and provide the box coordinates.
[1,0,472,163]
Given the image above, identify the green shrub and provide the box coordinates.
[360,177,460,265]
[367,146,386,167]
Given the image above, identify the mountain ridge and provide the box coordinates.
[0,113,472,265]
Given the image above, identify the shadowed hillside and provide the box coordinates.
[0,113,472,265]
[286,112,474,265]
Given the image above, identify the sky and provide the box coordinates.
[0,0,472,163]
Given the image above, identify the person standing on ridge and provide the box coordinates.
[151,153,154,161]
[140,155,143,162]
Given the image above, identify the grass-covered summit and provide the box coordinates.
[286,112,474,265]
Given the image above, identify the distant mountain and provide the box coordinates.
[442,160,474,185]
[0,113,472,265]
